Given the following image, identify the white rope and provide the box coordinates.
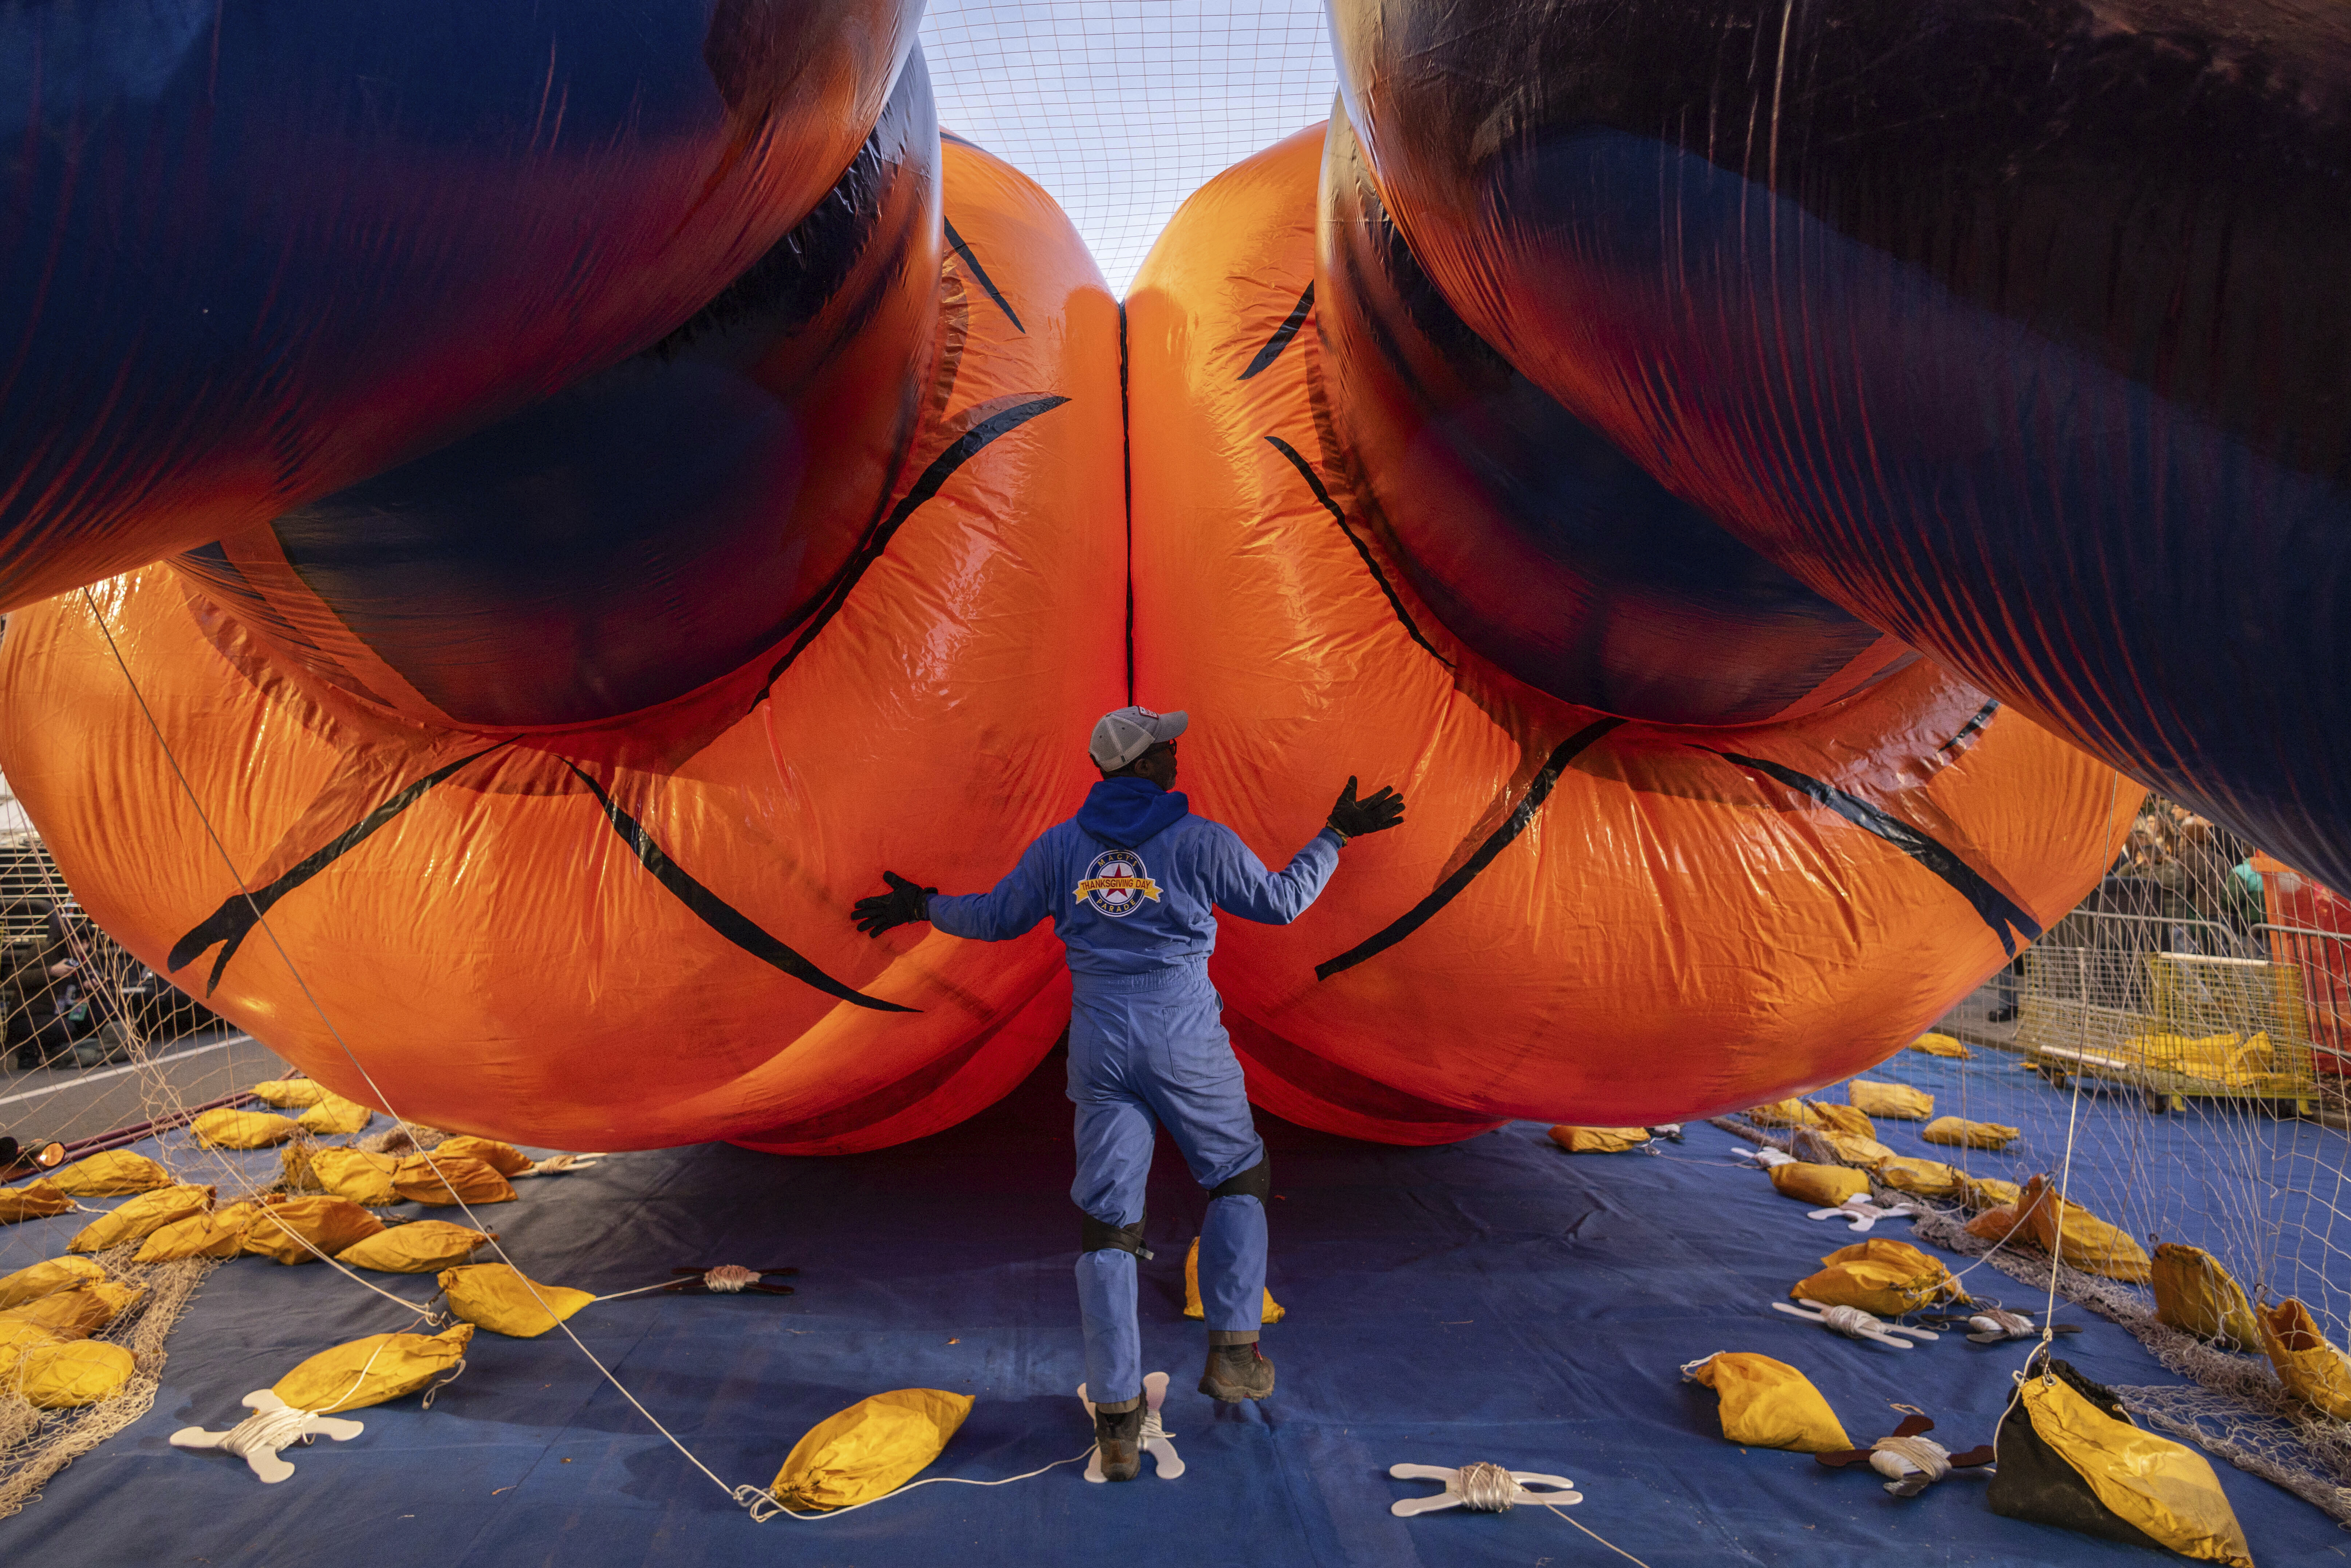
[298,1328,395,1417]
[1449,1462,1655,1566]
[2038,766,2126,1370]
[735,1447,1097,1522]
[1872,1433,1952,1483]
[1138,1402,1171,1449]
[78,589,747,1509]
[592,1265,764,1303]
[213,1404,319,1462]
[1969,1307,2036,1341]
[1820,1304,1885,1339]
[1540,1508,1656,1568]
[1993,764,2131,1454]
[1453,1460,1516,1511]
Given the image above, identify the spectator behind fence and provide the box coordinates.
[10,901,95,1071]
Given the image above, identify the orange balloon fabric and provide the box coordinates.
[1124,123,2133,1142]
[0,135,1122,1155]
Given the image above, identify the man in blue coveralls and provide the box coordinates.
[851,705,1405,1481]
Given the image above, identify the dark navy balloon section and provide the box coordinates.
[180,58,947,728]
[0,0,924,614]
[1324,0,2351,887]
[1315,110,1915,726]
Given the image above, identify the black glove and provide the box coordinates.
[852,871,937,938]
[1327,776,1405,841]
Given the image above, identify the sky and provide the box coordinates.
[918,1,1338,295]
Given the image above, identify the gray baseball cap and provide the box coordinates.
[1089,705,1189,771]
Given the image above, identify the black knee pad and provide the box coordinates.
[1079,1207,1152,1260]
[1208,1154,1270,1204]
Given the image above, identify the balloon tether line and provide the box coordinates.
[77,588,751,1510]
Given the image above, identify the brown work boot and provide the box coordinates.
[1199,1341,1275,1402]
[1094,1403,1143,1481]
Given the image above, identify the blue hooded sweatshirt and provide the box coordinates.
[928,778,1342,992]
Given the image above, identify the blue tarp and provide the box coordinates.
[4,1045,2345,1567]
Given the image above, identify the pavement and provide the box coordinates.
[0,1028,290,1146]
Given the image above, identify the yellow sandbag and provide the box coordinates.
[433,1136,534,1177]
[1874,1156,1965,1198]
[1909,1032,1972,1059]
[768,1388,976,1511]
[0,1318,58,1378]
[1767,1162,1870,1206]
[280,1142,323,1191]
[270,1323,474,1413]
[336,1221,492,1274]
[1180,1237,1285,1324]
[2152,1244,2261,1351]
[1792,1238,1966,1315]
[191,1107,300,1149]
[438,1262,595,1337]
[2017,1370,2253,1567]
[1682,1352,1851,1453]
[68,1184,213,1252]
[1966,1203,2029,1241]
[1792,1127,1898,1167]
[1807,1101,1877,1138]
[241,1195,387,1265]
[0,1279,143,1336]
[0,1179,75,1224]
[0,1292,96,1339]
[133,1201,261,1262]
[0,1256,106,1309]
[1744,1099,1821,1127]
[1849,1080,1934,1120]
[248,1078,327,1108]
[2020,1175,2151,1282]
[297,1094,375,1135]
[16,1339,136,1409]
[1961,1175,2022,1211]
[47,1150,170,1197]
[392,1154,516,1207]
[2259,1297,2351,1420]
[304,1147,402,1206]
[1923,1115,2020,1151]
[1546,1126,1651,1154]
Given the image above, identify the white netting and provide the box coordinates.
[921,0,1336,295]
[1719,798,2351,1522]
[0,830,299,1516]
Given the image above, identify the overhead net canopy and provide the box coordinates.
[920,0,1335,294]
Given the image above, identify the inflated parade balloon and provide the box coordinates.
[0,18,1125,1152]
[0,1,2324,1151]
[1124,120,2133,1140]
[1323,0,2351,894]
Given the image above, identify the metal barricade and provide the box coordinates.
[2018,909,2322,1114]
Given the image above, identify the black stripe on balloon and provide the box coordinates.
[563,763,916,1014]
[943,218,1023,334]
[1120,301,1136,702]
[758,394,1070,701]
[1705,749,2043,957]
[1317,718,1625,981]
[941,130,980,149]
[169,744,511,994]
[1937,698,2002,756]
[1264,435,1453,669]
[1238,281,1315,380]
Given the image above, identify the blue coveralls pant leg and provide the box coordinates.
[1069,978,1267,1407]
